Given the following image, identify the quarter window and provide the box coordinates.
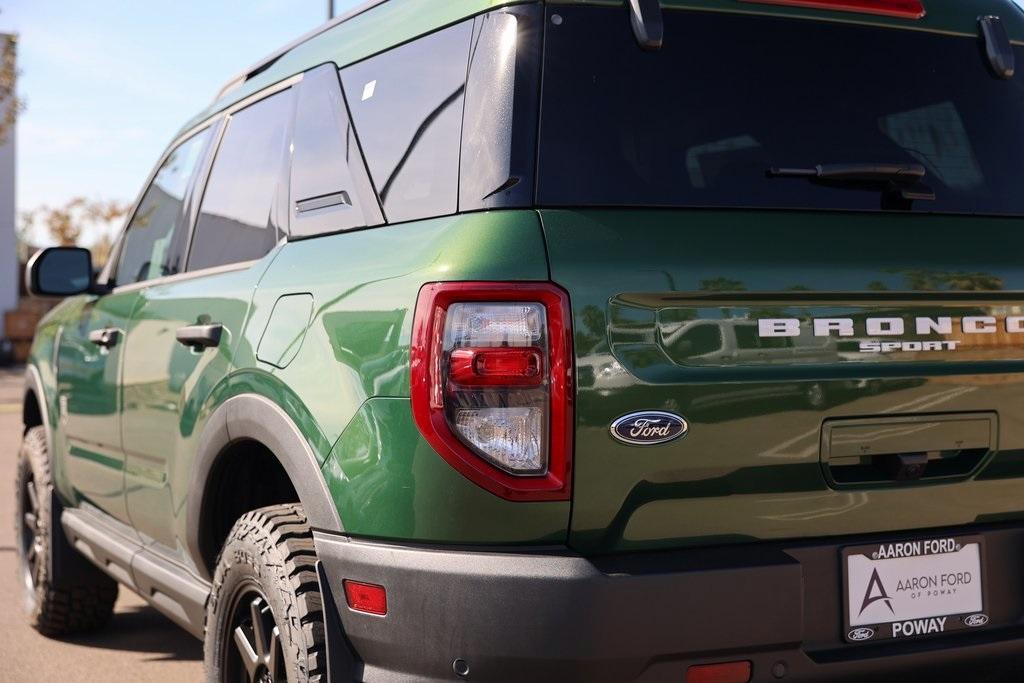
[189,89,292,271]
[289,64,382,238]
[116,128,212,285]
[340,20,472,223]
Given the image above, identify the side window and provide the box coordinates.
[188,89,292,272]
[289,64,382,238]
[116,128,212,285]
[340,20,472,223]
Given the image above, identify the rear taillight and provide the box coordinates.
[738,0,925,19]
[411,282,572,501]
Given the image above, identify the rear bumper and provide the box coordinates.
[314,524,1024,681]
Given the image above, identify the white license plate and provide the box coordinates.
[843,536,987,643]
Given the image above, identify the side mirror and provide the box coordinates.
[26,247,96,297]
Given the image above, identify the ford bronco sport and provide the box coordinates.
[16,0,1024,680]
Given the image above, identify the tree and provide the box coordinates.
[21,197,130,265]
[0,30,24,146]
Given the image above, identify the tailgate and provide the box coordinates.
[543,209,1024,553]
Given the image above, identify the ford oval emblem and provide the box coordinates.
[848,627,875,642]
[610,411,688,446]
[963,613,989,628]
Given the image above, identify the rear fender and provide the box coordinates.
[186,393,343,580]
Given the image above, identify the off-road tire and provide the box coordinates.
[204,503,327,683]
[15,426,118,636]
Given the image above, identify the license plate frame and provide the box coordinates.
[841,534,989,644]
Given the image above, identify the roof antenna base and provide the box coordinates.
[628,0,663,51]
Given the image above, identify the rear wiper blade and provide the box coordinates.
[768,163,926,183]
[767,162,935,209]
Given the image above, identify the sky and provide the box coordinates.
[1,0,363,246]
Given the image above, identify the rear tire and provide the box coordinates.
[204,503,327,683]
[15,426,118,636]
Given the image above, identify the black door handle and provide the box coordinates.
[176,323,223,350]
[88,328,120,349]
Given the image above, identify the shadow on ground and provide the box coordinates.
[58,603,203,663]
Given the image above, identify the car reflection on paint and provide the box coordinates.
[660,318,840,368]
[577,318,926,421]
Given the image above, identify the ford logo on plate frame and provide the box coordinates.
[963,613,989,628]
[847,627,875,642]
[610,411,688,446]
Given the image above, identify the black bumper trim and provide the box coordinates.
[313,525,1024,682]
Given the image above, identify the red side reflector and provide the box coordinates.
[343,580,387,615]
[449,347,544,386]
[738,0,925,20]
[686,661,752,683]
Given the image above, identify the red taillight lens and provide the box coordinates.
[410,282,573,501]
[449,347,544,386]
[738,0,925,19]
[343,580,387,615]
[686,661,752,683]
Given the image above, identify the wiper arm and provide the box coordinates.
[768,163,926,183]
[767,162,935,209]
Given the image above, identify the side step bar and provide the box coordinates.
[61,507,209,638]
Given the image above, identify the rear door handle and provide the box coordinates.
[176,323,223,350]
[88,328,120,349]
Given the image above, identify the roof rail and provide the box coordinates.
[213,0,390,102]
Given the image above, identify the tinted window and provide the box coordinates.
[459,8,541,211]
[539,7,1024,215]
[341,20,472,223]
[189,89,292,271]
[116,128,212,285]
[290,64,382,238]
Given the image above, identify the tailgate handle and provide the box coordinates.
[821,413,996,487]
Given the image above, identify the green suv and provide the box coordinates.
[17,0,1024,680]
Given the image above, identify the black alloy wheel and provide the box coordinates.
[223,587,286,683]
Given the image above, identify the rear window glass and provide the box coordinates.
[538,7,1024,215]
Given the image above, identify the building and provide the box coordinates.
[0,32,16,340]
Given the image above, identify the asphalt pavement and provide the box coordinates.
[0,366,204,682]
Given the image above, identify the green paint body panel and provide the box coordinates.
[257,294,315,369]
[55,288,144,525]
[29,210,562,555]
[542,209,1024,554]
[249,211,565,544]
[121,257,276,548]
[247,211,550,453]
